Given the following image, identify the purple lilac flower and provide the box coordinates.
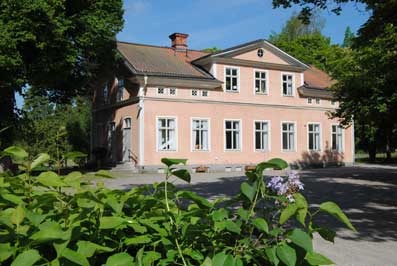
[266,172,304,202]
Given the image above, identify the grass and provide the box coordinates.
[355,152,397,164]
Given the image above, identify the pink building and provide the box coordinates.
[92,33,354,172]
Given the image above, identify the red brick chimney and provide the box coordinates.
[169,33,189,51]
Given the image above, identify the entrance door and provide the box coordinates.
[123,118,132,162]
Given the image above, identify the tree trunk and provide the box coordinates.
[0,87,16,148]
[385,132,392,161]
[368,142,377,162]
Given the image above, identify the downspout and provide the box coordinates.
[138,76,147,171]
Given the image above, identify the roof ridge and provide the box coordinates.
[117,40,209,53]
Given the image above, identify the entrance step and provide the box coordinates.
[110,162,139,173]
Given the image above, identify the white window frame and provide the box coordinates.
[224,66,240,92]
[315,98,321,104]
[224,119,242,151]
[116,78,124,102]
[191,89,198,96]
[307,122,322,151]
[331,124,344,152]
[253,69,269,95]
[157,88,165,95]
[281,72,295,97]
[253,120,271,152]
[157,88,177,96]
[281,121,297,152]
[202,90,209,97]
[169,88,177,95]
[156,116,178,152]
[190,118,211,152]
[307,97,313,104]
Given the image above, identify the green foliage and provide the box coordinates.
[342,26,355,47]
[0,146,355,265]
[202,47,222,53]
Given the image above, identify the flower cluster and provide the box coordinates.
[266,172,304,202]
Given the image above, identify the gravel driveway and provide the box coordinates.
[101,165,397,266]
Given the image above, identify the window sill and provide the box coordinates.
[282,95,294,97]
[255,149,270,152]
[224,149,241,152]
[255,92,269,96]
[192,149,210,152]
[281,149,296,153]
[225,90,240,93]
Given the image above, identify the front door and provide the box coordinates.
[123,118,132,162]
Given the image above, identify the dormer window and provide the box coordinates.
[225,67,239,92]
[116,79,124,102]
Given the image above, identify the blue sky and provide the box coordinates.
[16,0,369,108]
[119,0,370,49]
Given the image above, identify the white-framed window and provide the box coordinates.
[282,73,294,96]
[331,100,336,105]
[157,117,177,151]
[254,121,269,151]
[332,125,344,152]
[225,120,241,150]
[308,123,321,151]
[192,119,209,151]
[315,98,321,104]
[103,85,109,104]
[307,97,313,104]
[169,88,176,95]
[191,90,198,96]
[202,90,209,97]
[158,88,165,95]
[157,88,177,96]
[225,67,239,92]
[254,70,268,94]
[282,122,296,151]
[117,79,124,102]
[124,117,131,129]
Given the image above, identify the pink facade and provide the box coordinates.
[92,35,354,172]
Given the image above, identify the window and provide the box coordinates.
[202,90,209,97]
[124,118,131,129]
[225,120,241,150]
[255,121,269,151]
[158,88,165,95]
[282,74,294,96]
[331,100,336,105]
[282,122,296,151]
[332,125,343,151]
[308,123,321,151]
[157,118,176,151]
[117,79,124,102]
[169,88,176,95]
[255,71,268,94]
[307,97,312,104]
[315,98,321,104]
[225,67,239,92]
[191,90,198,96]
[257,48,264,57]
[192,119,209,151]
[103,85,109,104]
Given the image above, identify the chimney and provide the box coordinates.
[169,33,189,51]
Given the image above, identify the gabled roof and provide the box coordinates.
[192,39,309,70]
[117,41,216,80]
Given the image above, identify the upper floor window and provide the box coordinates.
[202,90,209,97]
[255,71,268,94]
[157,118,177,151]
[307,97,313,104]
[255,121,269,151]
[332,125,344,152]
[157,88,177,96]
[103,85,109,104]
[331,100,336,105]
[315,98,321,104]
[117,79,124,102]
[192,119,209,151]
[169,88,177,95]
[282,74,294,96]
[158,88,165,95]
[225,120,241,150]
[282,122,296,151]
[225,67,239,92]
[308,123,321,151]
[191,90,198,96]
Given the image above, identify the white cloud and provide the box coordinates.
[124,0,150,15]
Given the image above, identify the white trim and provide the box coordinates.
[155,116,178,152]
[224,66,240,93]
[300,72,304,86]
[351,119,355,163]
[210,63,218,78]
[138,86,145,166]
[307,122,322,151]
[281,72,296,97]
[190,117,211,152]
[281,121,297,152]
[253,120,271,152]
[253,69,269,95]
[224,119,242,152]
[156,87,177,96]
[331,123,345,152]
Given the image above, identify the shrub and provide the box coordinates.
[0,146,355,266]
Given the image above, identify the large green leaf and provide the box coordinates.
[99,216,126,229]
[161,158,187,167]
[287,229,313,252]
[142,251,161,265]
[124,235,152,246]
[315,227,336,243]
[30,221,70,242]
[63,171,83,188]
[105,252,134,266]
[279,203,298,224]
[76,241,113,257]
[11,249,41,266]
[294,193,308,226]
[212,252,229,266]
[176,191,212,208]
[31,153,50,170]
[267,158,289,170]
[224,220,241,234]
[0,243,13,262]
[3,146,28,161]
[63,151,87,160]
[255,162,278,175]
[304,252,334,265]
[201,257,212,266]
[211,208,228,221]
[265,247,279,266]
[11,205,25,226]
[61,248,89,266]
[240,182,256,202]
[36,171,66,187]
[172,169,191,183]
[276,244,296,266]
[253,218,269,233]
[95,170,114,179]
[319,201,356,231]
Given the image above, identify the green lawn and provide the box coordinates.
[355,152,397,164]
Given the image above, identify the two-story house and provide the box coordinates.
[92,33,354,172]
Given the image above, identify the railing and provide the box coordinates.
[128,149,138,166]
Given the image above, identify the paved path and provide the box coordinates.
[102,166,397,266]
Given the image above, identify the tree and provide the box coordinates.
[0,0,124,146]
[202,47,222,53]
[342,26,355,47]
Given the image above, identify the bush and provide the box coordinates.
[0,146,355,266]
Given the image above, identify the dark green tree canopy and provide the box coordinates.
[342,26,355,47]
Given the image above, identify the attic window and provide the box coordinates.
[257,48,264,58]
